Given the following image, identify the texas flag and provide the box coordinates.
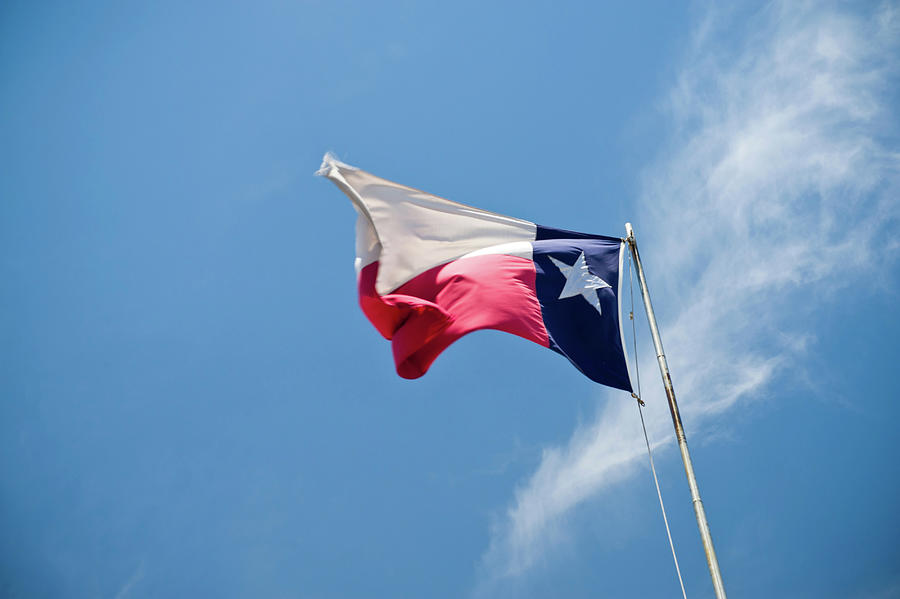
[318,154,633,393]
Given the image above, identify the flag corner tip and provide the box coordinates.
[315,152,357,177]
[314,152,336,177]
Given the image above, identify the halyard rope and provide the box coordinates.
[628,249,688,599]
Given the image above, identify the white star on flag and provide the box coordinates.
[548,252,611,315]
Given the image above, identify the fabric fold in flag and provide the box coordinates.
[317,153,634,393]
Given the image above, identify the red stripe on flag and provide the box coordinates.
[358,254,550,379]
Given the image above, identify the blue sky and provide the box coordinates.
[2,1,899,598]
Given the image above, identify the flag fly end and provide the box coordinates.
[315,152,357,177]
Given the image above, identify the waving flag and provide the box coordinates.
[317,154,633,392]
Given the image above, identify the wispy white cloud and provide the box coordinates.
[113,559,146,599]
[479,0,899,588]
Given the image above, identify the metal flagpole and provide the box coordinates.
[624,222,728,599]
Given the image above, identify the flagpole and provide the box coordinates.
[624,222,728,599]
